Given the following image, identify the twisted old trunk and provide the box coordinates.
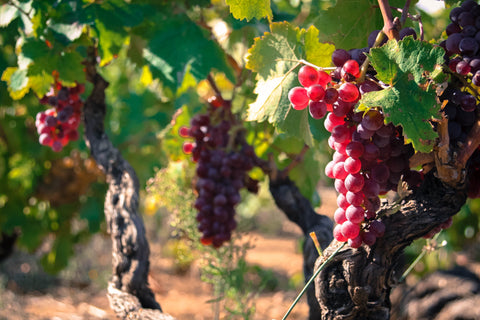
[313,172,467,320]
[83,65,175,319]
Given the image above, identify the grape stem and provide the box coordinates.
[282,144,310,176]
[207,74,224,102]
[377,0,400,40]
[275,58,336,71]
[392,6,424,41]
[7,0,33,21]
[399,0,411,27]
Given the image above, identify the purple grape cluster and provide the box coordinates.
[36,82,84,152]
[181,101,258,248]
[439,0,480,144]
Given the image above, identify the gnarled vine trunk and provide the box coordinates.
[314,173,467,320]
[83,61,175,320]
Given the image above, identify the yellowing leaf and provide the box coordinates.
[226,0,272,21]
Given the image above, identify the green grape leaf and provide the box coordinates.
[312,0,382,49]
[0,4,19,27]
[142,13,235,89]
[359,38,443,153]
[56,51,86,84]
[369,37,446,85]
[359,86,438,152]
[246,22,334,146]
[289,148,321,207]
[49,22,84,41]
[226,0,272,21]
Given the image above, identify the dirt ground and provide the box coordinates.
[0,188,339,320]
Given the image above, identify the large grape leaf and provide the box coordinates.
[359,38,444,153]
[246,22,334,146]
[311,0,416,49]
[226,0,272,21]
[139,13,236,90]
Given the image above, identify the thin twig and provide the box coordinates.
[400,0,411,26]
[282,144,309,177]
[207,74,223,99]
[399,232,441,282]
[7,0,32,21]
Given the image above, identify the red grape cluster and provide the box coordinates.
[288,50,423,248]
[180,99,258,248]
[36,82,84,152]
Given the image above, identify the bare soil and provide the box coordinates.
[0,188,339,320]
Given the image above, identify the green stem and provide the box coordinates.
[281,242,346,320]
[399,232,441,282]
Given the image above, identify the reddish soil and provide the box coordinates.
[0,187,339,320]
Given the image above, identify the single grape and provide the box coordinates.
[344,173,365,193]
[307,84,326,101]
[338,82,360,102]
[341,221,360,239]
[361,109,384,131]
[332,49,351,67]
[298,65,319,87]
[309,101,328,119]
[342,60,360,77]
[317,70,332,87]
[399,27,417,40]
[288,87,309,110]
[348,235,363,248]
[369,220,385,237]
[344,157,362,174]
[324,88,339,104]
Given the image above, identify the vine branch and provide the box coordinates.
[83,48,175,320]
[377,0,400,40]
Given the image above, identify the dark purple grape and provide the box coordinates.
[446,23,462,36]
[368,30,387,48]
[461,0,478,11]
[332,49,351,67]
[459,37,478,56]
[399,27,417,40]
[450,7,464,23]
[446,33,463,55]
[469,58,480,73]
[459,11,475,28]
[460,93,477,112]
[462,25,477,37]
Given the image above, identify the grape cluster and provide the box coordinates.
[180,100,258,248]
[288,48,423,248]
[439,0,480,200]
[36,82,84,152]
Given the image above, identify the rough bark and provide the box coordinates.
[83,68,175,319]
[314,172,467,320]
[269,175,334,320]
[391,265,480,320]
